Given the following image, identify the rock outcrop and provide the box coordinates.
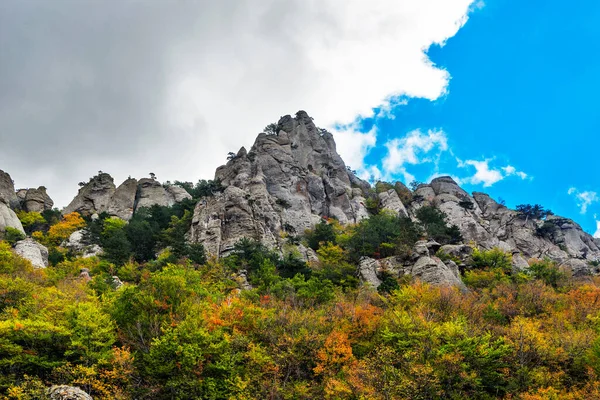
[14,238,48,268]
[107,178,138,220]
[63,173,116,216]
[407,177,600,276]
[64,175,191,220]
[47,385,93,400]
[0,170,19,209]
[64,230,103,258]
[136,179,192,209]
[359,240,464,288]
[189,111,370,256]
[0,170,25,236]
[20,187,54,212]
[0,203,25,236]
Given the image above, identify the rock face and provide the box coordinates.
[47,385,93,400]
[0,170,19,209]
[21,187,54,212]
[64,175,191,220]
[189,111,370,256]
[107,178,138,220]
[14,238,48,268]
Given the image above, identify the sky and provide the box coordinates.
[0,0,598,236]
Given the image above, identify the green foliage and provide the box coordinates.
[471,248,513,272]
[375,181,394,194]
[378,270,400,294]
[346,211,420,260]
[416,206,463,244]
[528,259,567,288]
[16,211,46,235]
[536,221,557,239]
[305,219,336,250]
[516,204,553,221]
[3,227,25,245]
[174,179,224,199]
[409,180,424,191]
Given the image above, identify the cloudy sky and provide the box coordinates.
[1,0,599,235]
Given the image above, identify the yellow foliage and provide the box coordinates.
[46,212,86,245]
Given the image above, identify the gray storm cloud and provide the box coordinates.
[0,0,475,207]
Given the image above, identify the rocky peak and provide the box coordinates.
[63,173,116,216]
[190,111,371,256]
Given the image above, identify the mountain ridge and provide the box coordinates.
[1,110,599,286]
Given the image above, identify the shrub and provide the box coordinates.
[471,248,513,273]
[305,220,336,250]
[3,227,25,245]
[346,211,420,260]
[528,259,567,288]
[415,206,463,244]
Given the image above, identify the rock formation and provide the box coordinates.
[0,170,25,236]
[63,173,116,216]
[186,112,600,285]
[359,240,465,288]
[0,170,19,209]
[47,385,93,400]
[64,174,191,220]
[407,177,600,277]
[14,238,49,268]
[64,230,103,258]
[188,111,371,256]
[20,187,54,212]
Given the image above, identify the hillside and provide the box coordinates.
[1,112,600,399]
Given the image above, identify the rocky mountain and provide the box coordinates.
[2,111,599,287]
[188,111,377,256]
[186,111,600,286]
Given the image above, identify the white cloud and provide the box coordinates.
[381,129,449,181]
[461,160,529,187]
[568,187,598,214]
[333,125,377,173]
[0,0,477,206]
[595,221,600,239]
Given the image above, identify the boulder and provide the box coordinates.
[0,203,25,236]
[135,180,191,209]
[14,238,48,268]
[22,187,54,212]
[359,257,382,288]
[409,256,463,287]
[166,185,193,203]
[47,385,93,400]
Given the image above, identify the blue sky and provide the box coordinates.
[351,0,600,235]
